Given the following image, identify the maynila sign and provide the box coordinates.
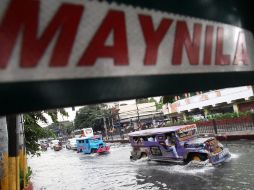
[0,0,253,82]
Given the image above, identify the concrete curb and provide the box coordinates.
[216,134,254,141]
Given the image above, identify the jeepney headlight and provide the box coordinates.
[218,142,223,147]
[194,144,203,148]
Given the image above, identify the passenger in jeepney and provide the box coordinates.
[165,133,179,158]
[148,136,154,142]
[136,137,142,144]
[133,137,138,144]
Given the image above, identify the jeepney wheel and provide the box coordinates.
[191,154,207,162]
[91,149,97,153]
[140,152,147,159]
[186,153,207,163]
[192,155,202,161]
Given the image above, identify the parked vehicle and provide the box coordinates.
[50,140,59,149]
[76,135,110,154]
[66,138,77,150]
[53,141,63,151]
[128,124,230,165]
[53,144,62,151]
[39,139,48,151]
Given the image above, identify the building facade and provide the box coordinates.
[162,86,254,121]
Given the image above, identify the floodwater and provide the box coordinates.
[29,141,254,190]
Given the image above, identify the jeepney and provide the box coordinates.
[128,124,230,165]
[76,135,110,154]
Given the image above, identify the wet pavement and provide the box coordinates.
[29,141,254,190]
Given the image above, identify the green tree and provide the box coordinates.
[46,121,74,137]
[24,109,68,156]
[136,98,149,104]
[162,95,175,104]
[148,97,156,103]
[74,104,110,131]
[148,97,163,110]
[60,123,75,135]
[155,103,163,110]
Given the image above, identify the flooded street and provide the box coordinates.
[29,141,254,190]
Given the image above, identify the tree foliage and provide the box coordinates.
[47,121,74,136]
[136,98,149,104]
[74,104,110,131]
[148,97,156,103]
[24,109,68,156]
[148,97,163,110]
[206,111,254,121]
[162,95,175,104]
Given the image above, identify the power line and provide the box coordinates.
[118,104,157,115]
[119,110,162,116]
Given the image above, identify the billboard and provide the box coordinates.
[81,128,94,138]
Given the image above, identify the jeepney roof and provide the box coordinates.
[76,136,91,140]
[76,135,101,141]
[51,139,59,143]
[128,124,196,137]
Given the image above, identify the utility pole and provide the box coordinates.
[107,116,111,139]
[6,115,19,190]
[136,100,140,129]
[110,109,115,140]
[117,112,121,139]
[212,119,218,134]
[109,109,113,128]
[103,117,108,140]
[167,103,170,116]
[0,117,8,190]
[19,115,26,188]
[107,117,111,129]
[111,117,114,129]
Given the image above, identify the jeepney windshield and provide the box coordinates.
[132,136,147,145]
[90,138,100,143]
[177,129,196,141]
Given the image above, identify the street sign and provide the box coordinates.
[0,0,253,114]
[0,0,253,82]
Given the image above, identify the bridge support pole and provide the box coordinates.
[6,115,20,190]
[19,115,27,189]
[0,117,8,190]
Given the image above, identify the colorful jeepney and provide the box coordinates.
[128,124,230,165]
[76,135,110,154]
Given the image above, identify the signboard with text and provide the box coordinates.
[0,0,253,115]
[0,0,253,82]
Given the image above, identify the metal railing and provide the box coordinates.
[104,115,254,140]
[196,115,254,134]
